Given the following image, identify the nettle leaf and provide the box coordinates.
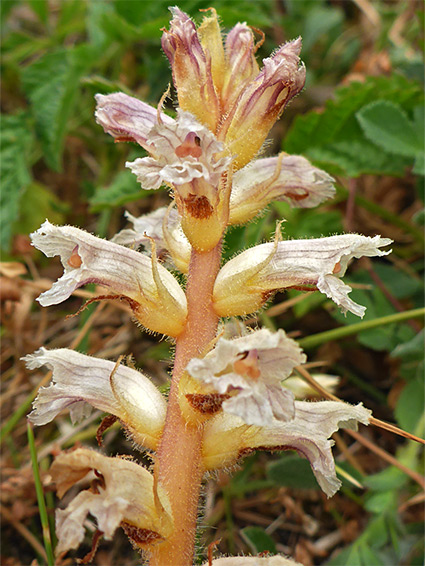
[21,45,95,172]
[374,263,423,301]
[365,491,396,514]
[392,330,425,363]
[267,454,319,490]
[89,170,151,211]
[0,112,34,250]
[302,4,344,52]
[358,544,385,566]
[391,330,424,383]
[27,0,49,24]
[412,105,425,175]
[356,100,423,158]
[285,75,423,177]
[307,139,408,177]
[364,467,406,492]
[14,181,67,237]
[395,376,424,433]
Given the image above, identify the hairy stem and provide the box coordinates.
[150,242,222,566]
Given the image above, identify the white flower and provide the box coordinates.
[95,92,174,149]
[229,154,336,224]
[31,220,187,337]
[126,110,233,252]
[213,234,392,318]
[24,348,166,450]
[112,206,191,274]
[51,448,172,555]
[203,401,371,497]
[126,109,231,191]
[186,329,306,426]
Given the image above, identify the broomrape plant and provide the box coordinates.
[24,7,393,566]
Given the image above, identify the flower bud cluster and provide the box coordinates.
[24,6,392,562]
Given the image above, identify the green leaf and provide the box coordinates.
[356,100,422,158]
[21,45,95,171]
[358,544,385,566]
[365,491,395,514]
[374,263,423,301]
[327,544,363,566]
[392,331,425,383]
[1,0,18,21]
[267,454,319,490]
[395,376,425,433]
[412,105,425,143]
[13,182,67,238]
[413,153,425,175]
[364,515,390,548]
[86,1,116,48]
[89,170,151,211]
[273,204,343,239]
[240,527,277,555]
[302,5,343,51]
[392,330,425,362]
[307,139,410,177]
[0,112,34,250]
[364,466,407,492]
[285,75,424,177]
[331,269,416,352]
[27,0,49,24]
[27,424,55,566]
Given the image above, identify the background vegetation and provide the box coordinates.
[1,1,424,565]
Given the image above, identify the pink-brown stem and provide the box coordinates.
[149,241,222,566]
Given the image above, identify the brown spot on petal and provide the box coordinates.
[186,393,230,414]
[114,135,137,143]
[67,248,82,268]
[285,190,309,201]
[184,194,214,219]
[96,414,119,447]
[333,262,341,274]
[121,521,162,549]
